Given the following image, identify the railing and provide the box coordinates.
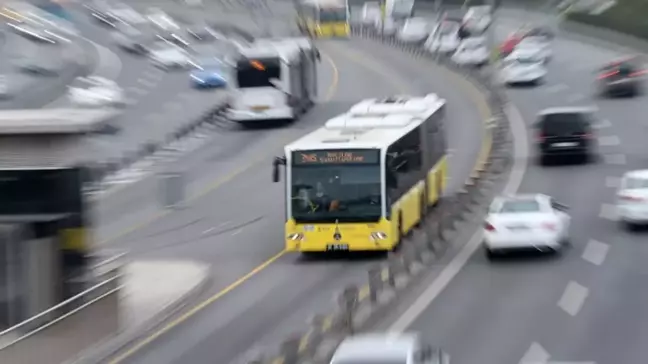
[0,254,124,364]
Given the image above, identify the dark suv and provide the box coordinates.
[535,108,596,164]
[597,58,645,97]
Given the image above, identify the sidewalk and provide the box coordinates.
[71,259,211,364]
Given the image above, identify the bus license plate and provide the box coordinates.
[326,244,349,251]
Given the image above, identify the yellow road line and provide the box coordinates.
[106,53,339,363]
[107,38,495,363]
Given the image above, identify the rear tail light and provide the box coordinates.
[536,132,545,142]
[579,133,594,139]
[484,222,495,232]
[598,70,619,79]
[619,194,645,202]
[541,222,557,231]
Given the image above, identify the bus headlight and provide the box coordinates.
[370,232,387,241]
[287,233,304,241]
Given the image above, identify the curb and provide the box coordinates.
[68,265,213,364]
[245,26,514,364]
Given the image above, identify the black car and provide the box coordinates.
[597,58,644,97]
[535,107,597,164]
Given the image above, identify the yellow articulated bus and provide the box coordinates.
[271,94,448,254]
[296,0,350,38]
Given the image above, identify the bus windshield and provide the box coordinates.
[319,7,347,22]
[236,58,281,88]
[290,151,381,223]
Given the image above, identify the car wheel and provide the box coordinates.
[484,246,496,260]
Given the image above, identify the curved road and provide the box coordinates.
[91,37,488,363]
[375,7,648,364]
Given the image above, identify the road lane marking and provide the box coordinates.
[597,135,620,146]
[202,227,215,234]
[390,104,529,332]
[593,119,611,129]
[581,239,609,266]
[519,342,550,364]
[605,176,621,188]
[599,203,618,221]
[231,229,242,236]
[543,84,568,93]
[108,40,495,363]
[557,281,589,316]
[566,92,585,103]
[105,250,287,364]
[603,153,626,165]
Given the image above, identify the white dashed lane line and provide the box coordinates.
[542,83,569,94]
[581,239,610,266]
[605,175,621,188]
[594,119,611,129]
[599,203,617,221]
[557,281,589,317]
[137,78,158,88]
[519,342,551,364]
[597,135,620,146]
[602,153,626,165]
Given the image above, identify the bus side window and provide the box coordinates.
[402,128,422,171]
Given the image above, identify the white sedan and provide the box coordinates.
[451,36,489,66]
[616,170,648,230]
[396,18,430,43]
[484,194,571,258]
[516,36,552,63]
[148,41,193,69]
[424,21,461,54]
[499,52,547,85]
[68,76,124,107]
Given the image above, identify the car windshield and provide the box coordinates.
[624,177,648,190]
[539,112,589,135]
[499,199,541,213]
[290,150,382,223]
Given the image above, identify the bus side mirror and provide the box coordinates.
[272,156,286,183]
[315,48,321,61]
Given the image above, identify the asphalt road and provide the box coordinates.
[91,35,487,364]
[374,8,648,364]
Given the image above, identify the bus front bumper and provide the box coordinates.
[286,238,393,252]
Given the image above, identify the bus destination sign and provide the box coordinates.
[293,150,379,165]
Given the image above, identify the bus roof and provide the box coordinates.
[238,39,306,61]
[286,94,446,153]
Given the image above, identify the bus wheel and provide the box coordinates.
[419,192,428,224]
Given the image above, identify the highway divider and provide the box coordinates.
[246,24,515,364]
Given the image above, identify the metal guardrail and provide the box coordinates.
[0,253,124,364]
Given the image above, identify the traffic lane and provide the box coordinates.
[114,38,488,364]
[344,38,484,191]
[93,42,338,243]
[402,82,628,364]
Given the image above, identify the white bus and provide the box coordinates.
[226,38,320,124]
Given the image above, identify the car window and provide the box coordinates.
[539,112,590,135]
[498,199,541,213]
[623,177,648,190]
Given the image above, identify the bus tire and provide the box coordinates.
[420,191,428,220]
